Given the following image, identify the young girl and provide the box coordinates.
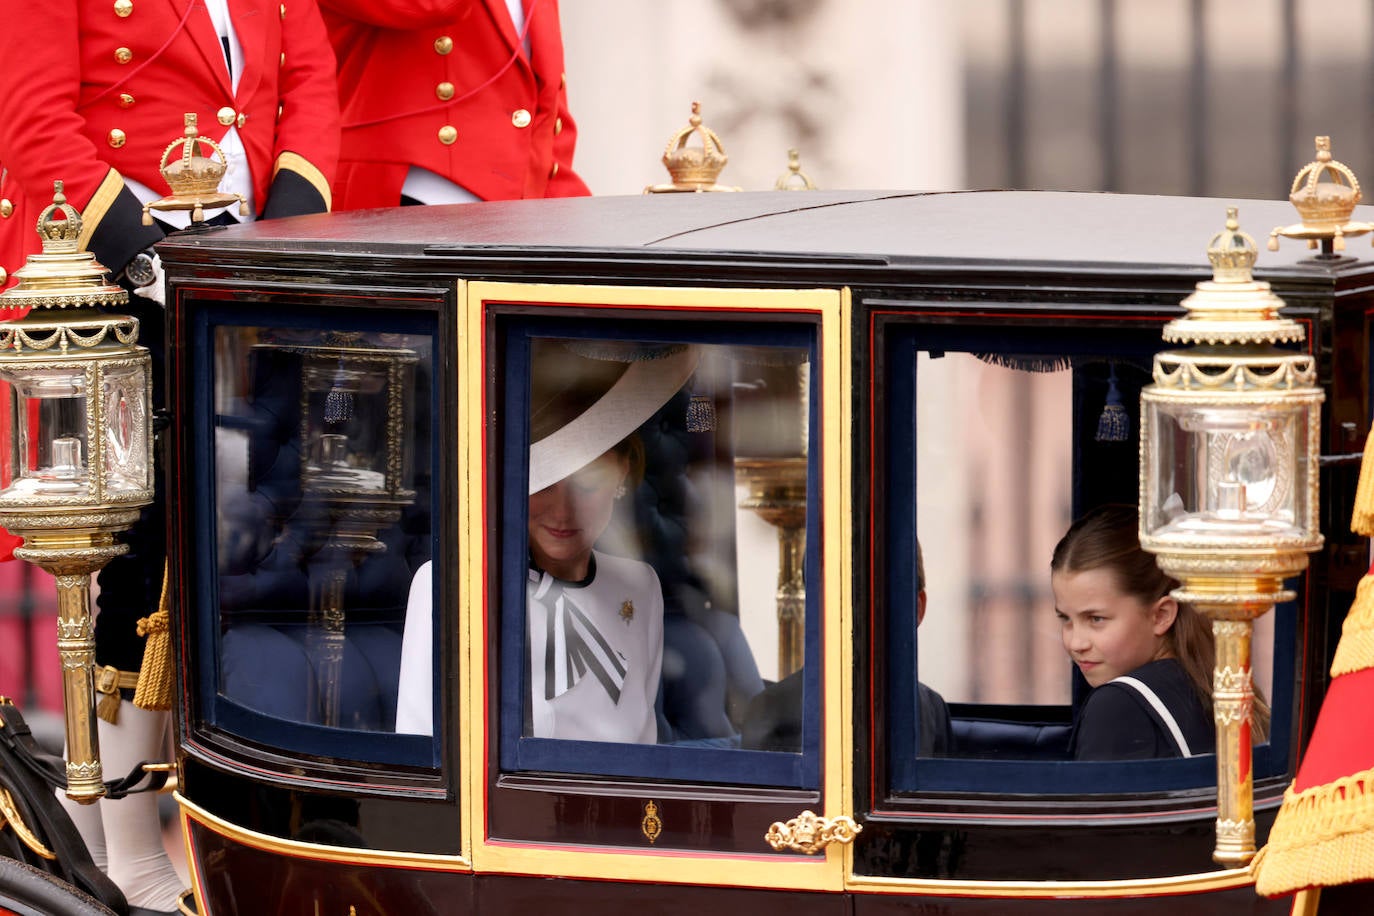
[1051,504,1267,760]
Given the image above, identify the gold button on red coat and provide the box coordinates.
[108,129,127,148]
[554,116,563,135]
[217,106,235,126]
[279,52,285,66]
[438,125,457,145]
[512,109,531,129]
[436,82,455,101]
[550,162,559,178]
[279,3,285,17]
[115,47,132,64]
[434,36,453,54]
[119,93,135,108]
[0,199,12,218]
[114,0,132,16]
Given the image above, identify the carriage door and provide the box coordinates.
[461,281,852,905]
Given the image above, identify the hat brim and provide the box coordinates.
[528,346,700,495]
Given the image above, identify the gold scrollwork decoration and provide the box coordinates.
[1152,355,1317,392]
[765,810,862,855]
[1215,817,1256,847]
[1214,666,1253,692]
[641,800,663,844]
[0,787,57,860]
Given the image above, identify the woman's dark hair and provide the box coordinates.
[610,433,645,490]
[1051,504,1270,740]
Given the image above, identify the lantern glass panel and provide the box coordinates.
[299,350,415,494]
[101,361,152,497]
[1143,397,1313,542]
[0,367,90,501]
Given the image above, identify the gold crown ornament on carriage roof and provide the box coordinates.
[1268,135,1374,253]
[645,101,741,194]
[141,113,249,226]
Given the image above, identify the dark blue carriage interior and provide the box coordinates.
[188,297,438,768]
[497,316,822,789]
[883,318,1294,795]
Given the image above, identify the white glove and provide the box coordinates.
[132,251,165,307]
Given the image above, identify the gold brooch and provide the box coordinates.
[620,599,634,624]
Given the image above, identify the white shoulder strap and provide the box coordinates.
[1111,675,1194,758]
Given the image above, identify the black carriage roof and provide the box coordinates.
[156,189,1374,285]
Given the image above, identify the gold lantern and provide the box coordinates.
[252,333,417,727]
[1139,207,1323,864]
[0,182,154,802]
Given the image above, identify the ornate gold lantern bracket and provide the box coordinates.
[1140,207,1323,865]
[1268,135,1374,256]
[645,102,741,194]
[141,113,249,226]
[0,183,155,802]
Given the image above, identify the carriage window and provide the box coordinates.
[197,313,436,766]
[497,326,821,787]
[884,326,1291,795]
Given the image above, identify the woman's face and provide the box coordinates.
[1052,567,1176,688]
[528,450,629,581]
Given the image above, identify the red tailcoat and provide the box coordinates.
[320,0,589,207]
[0,0,341,289]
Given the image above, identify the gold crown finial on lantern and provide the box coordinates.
[774,148,818,191]
[645,102,741,194]
[1269,135,1374,254]
[1206,206,1258,281]
[1166,206,1303,347]
[141,113,249,225]
[0,181,128,316]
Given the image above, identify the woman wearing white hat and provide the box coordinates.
[396,339,698,744]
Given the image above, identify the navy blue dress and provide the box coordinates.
[1070,658,1215,760]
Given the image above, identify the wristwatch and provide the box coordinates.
[122,250,157,288]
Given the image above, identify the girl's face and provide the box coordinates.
[528,450,629,581]
[1052,567,1176,688]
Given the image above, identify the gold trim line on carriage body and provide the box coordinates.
[462,281,849,893]
[456,278,477,867]
[175,792,471,870]
[844,865,1257,899]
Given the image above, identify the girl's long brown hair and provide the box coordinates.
[1051,504,1270,741]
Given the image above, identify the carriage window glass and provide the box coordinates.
[208,324,434,752]
[498,329,821,787]
[888,336,1289,795]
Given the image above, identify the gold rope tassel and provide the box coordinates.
[1351,424,1374,537]
[133,561,173,712]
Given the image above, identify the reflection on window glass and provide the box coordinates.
[912,351,1274,763]
[213,326,432,734]
[516,336,811,751]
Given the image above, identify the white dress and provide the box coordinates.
[527,551,664,744]
[395,552,664,743]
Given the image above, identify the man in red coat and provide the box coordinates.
[319,0,589,208]
[0,0,340,290]
[0,4,339,913]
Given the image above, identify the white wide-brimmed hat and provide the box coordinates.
[527,341,699,495]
